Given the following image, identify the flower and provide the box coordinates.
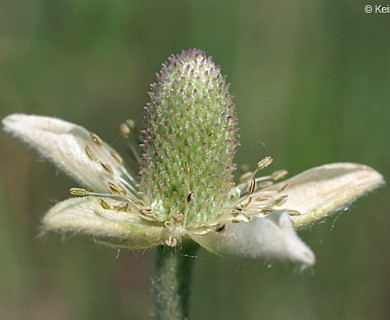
[2,49,384,267]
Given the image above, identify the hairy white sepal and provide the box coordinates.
[2,114,133,194]
[190,211,315,266]
[42,197,167,249]
[264,163,385,230]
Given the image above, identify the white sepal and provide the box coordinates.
[2,114,136,194]
[190,211,315,266]
[42,197,167,249]
[263,163,385,230]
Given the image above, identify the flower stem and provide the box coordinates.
[153,242,198,320]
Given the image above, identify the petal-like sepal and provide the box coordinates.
[2,114,137,195]
[269,163,384,230]
[189,212,315,266]
[42,197,167,249]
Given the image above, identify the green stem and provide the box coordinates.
[153,242,198,320]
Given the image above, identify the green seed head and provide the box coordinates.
[140,49,239,228]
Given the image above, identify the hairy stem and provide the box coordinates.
[153,242,198,320]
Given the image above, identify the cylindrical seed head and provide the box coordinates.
[139,49,239,227]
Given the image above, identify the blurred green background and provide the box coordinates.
[1,0,389,319]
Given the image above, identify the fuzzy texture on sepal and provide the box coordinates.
[266,163,385,230]
[190,211,315,266]
[42,197,167,249]
[2,114,135,195]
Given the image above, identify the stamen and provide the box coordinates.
[216,223,226,232]
[90,132,103,146]
[241,195,252,208]
[140,206,152,215]
[257,181,274,188]
[101,162,114,175]
[126,119,135,129]
[271,169,288,181]
[99,198,111,210]
[261,208,273,215]
[279,182,290,192]
[70,187,141,214]
[85,145,98,161]
[108,182,127,195]
[257,156,273,170]
[119,118,141,164]
[287,210,301,216]
[69,187,89,196]
[113,202,130,212]
[120,123,130,139]
[230,210,240,217]
[236,156,276,193]
[254,194,274,201]
[110,151,124,165]
[274,195,288,206]
[247,179,257,194]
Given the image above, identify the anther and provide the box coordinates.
[110,151,123,165]
[261,208,273,215]
[85,145,98,161]
[254,194,273,201]
[114,202,130,212]
[101,162,114,175]
[230,210,240,217]
[274,195,288,206]
[271,170,288,181]
[279,182,290,192]
[99,198,111,210]
[140,206,152,215]
[240,195,253,208]
[287,210,301,216]
[120,123,130,139]
[108,182,127,195]
[69,187,89,196]
[247,179,257,194]
[257,156,273,170]
[257,181,274,188]
[126,119,135,129]
[216,223,226,232]
[90,132,103,146]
